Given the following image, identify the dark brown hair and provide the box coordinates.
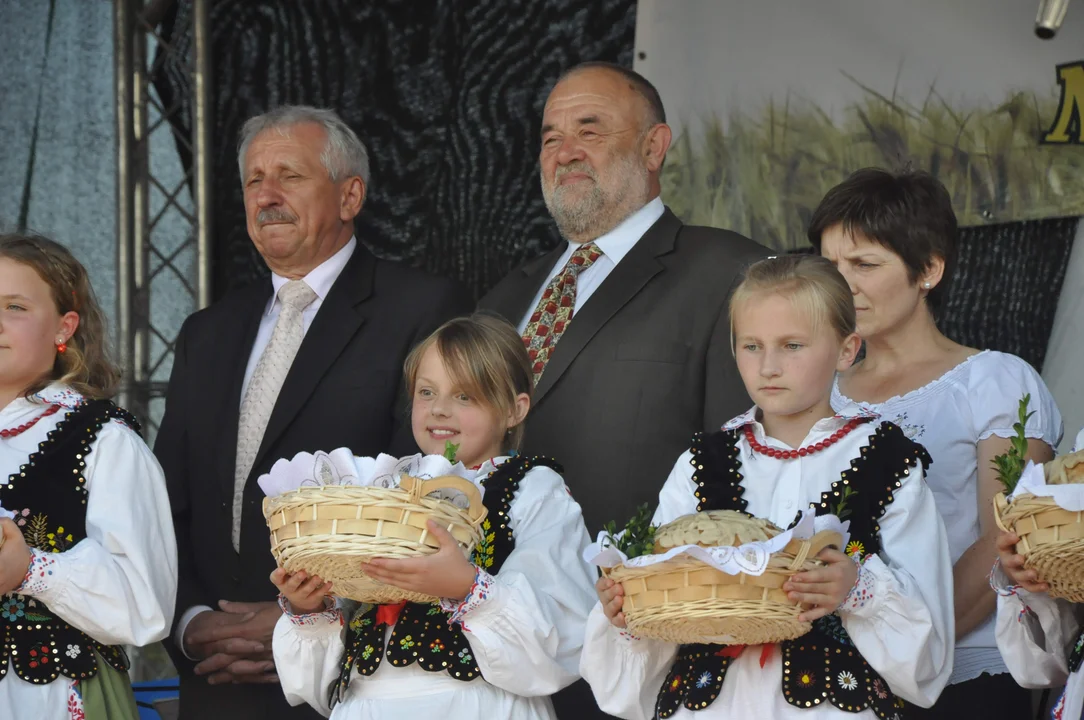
[0,233,120,399]
[403,313,533,451]
[806,167,958,310]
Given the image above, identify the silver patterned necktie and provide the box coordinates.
[232,279,318,551]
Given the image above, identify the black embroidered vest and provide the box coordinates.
[330,455,561,706]
[654,422,930,719]
[0,400,138,685]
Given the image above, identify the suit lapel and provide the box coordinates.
[214,285,268,499]
[500,245,567,325]
[249,247,375,477]
[532,209,683,405]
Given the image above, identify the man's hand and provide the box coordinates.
[184,601,283,684]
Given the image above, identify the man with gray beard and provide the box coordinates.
[481,61,769,709]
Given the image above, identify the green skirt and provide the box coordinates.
[77,653,139,720]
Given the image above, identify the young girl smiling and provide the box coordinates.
[270,313,596,719]
[581,255,954,719]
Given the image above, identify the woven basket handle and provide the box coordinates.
[806,530,843,558]
[400,474,487,523]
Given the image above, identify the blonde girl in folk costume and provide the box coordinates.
[993,427,1084,719]
[0,233,177,720]
[270,313,597,720]
[581,255,955,719]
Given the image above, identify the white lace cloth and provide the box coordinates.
[257,451,484,507]
[1008,460,1084,511]
[584,508,849,577]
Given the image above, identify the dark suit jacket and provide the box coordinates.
[481,209,766,720]
[482,208,768,533]
[155,245,473,719]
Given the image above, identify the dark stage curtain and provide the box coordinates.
[151,0,637,299]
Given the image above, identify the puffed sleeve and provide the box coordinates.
[272,600,349,718]
[992,565,1078,689]
[838,460,955,707]
[438,466,597,696]
[18,420,178,646]
[969,352,1062,446]
[580,449,698,719]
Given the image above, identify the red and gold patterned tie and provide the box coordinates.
[521,242,603,383]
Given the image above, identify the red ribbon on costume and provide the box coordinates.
[375,600,407,626]
[714,644,775,668]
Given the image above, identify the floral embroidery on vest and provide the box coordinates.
[329,455,562,708]
[654,423,930,719]
[0,400,139,685]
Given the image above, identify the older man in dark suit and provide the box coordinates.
[483,61,767,537]
[481,65,767,717]
[156,105,472,719]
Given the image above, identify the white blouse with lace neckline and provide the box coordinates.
[833,349,988,408]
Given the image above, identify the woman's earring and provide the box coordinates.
[922,282,932,289]
[55,337,67,354]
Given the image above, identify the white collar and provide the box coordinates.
[267,236,357,316]
[29,383,84,409]
[721,403,880,434]
[563,196,665,266]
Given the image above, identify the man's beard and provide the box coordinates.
[541,152,650,242]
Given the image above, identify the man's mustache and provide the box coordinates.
[257,208,298,225]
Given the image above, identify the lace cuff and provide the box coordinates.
[838,555,874,614]
[439,566,495,628]
[16,548,57,597]
[988,559,1022,597]
[277,594,342,627]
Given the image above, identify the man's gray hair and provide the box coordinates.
[237,105,371,187]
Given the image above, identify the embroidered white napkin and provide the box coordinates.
[256,450,482,507]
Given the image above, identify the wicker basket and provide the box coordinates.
[263,474,487,604]
[994,492,1084,602]
[604,529,843,645]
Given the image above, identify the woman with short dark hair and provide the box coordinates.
[811,168,1063,718]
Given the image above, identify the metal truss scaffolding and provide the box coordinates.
[113,0,212,437]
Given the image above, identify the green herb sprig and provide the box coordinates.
[992,394,1034,494]
[602,503,658,560]
[443,440,460,464]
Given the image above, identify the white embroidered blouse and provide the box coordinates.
[579,405,955,719]
[0,384,177,720]
[272,456,597,720]
[832,350,1063,683]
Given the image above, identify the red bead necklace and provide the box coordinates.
[0,404,62,438]
[743,417,868,460]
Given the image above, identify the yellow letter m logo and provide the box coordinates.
[1045,61,1084,144]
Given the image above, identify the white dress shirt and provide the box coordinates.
[0,384,177,720]
[175,236,357,657]
[273,457,597,719]
[241,236,358,400]
[516,197,665,333]
[580,405,955,720]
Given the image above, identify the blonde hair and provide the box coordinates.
[403,313,533,452]
[729,254,856,350]
[0,233,120,399]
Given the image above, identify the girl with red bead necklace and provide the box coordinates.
[0,233,176,720]
[581,254,955,719]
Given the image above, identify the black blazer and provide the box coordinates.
[155,245,472,719]
[481,208,769,535]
